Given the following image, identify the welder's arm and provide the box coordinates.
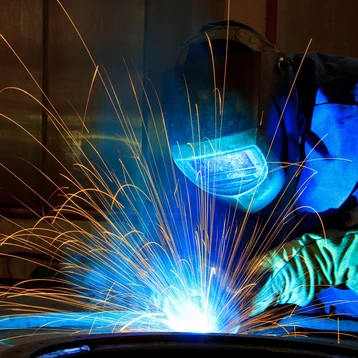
[250,230,358,316]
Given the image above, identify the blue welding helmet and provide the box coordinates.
[163,21,302,213]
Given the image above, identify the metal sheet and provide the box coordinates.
[0,0,43,209]
[0,0,228,216]
[45,0,146,211]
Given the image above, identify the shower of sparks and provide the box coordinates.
[0,1,244,336]
[0,0,357,349]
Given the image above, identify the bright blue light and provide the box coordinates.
[171,133,268,198]
[161,299,218,333]
[184,146,267,194]
[315,87,329,104]
[170,131,286,212]
[295,86,358,212]
[38,345,90,358]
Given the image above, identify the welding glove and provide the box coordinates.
[250,230,358,316]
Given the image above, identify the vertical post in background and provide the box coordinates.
[227,0,267,35]
[41,0,49,212]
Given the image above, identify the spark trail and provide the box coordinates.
[0,0,356,349]
[0,1,246,336]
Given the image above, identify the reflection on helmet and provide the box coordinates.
[171,130,285,213]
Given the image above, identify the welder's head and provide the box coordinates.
[163,21,302,213]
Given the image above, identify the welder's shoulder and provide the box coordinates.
[287,52,358,84]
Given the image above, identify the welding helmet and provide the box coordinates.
[163,21,302,213]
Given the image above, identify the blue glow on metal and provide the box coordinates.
[279,315,358,333]
[0,312,128,330]
[37,345,90,358]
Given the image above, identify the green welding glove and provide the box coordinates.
[250,230,358,316]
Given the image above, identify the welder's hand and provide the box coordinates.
[250,230,358,316]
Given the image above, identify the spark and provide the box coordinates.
[0,0,357,350]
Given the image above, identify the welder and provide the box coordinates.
[163,21,358,323]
